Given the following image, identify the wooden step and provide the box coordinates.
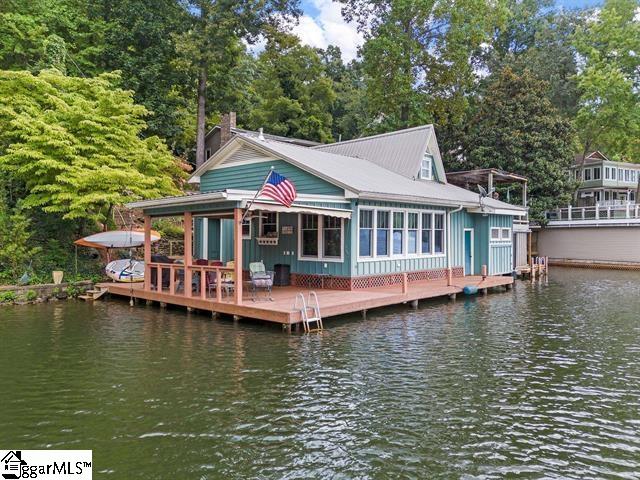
[78,295,94,301]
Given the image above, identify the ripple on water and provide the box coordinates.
[1,268,640,478]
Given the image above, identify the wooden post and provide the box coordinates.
[200,267,207,300]
[233,208,243,304]
[447,267,453,286]
[169,265,175,295]
[184,211,193,297]
[481,264,487,279]
[215,267,222,302]
[143,215,152,291]
[402,273,408,294]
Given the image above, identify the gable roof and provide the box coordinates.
[205,125,319,147]
[191,134,525,214]
[312,125,447,183]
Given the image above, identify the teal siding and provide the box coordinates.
[488,215,513,275]
[200,159,344,196]
[450,210,476,273]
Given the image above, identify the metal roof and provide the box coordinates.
[205,125,319,147]
[447,169,528,186]
[312,125,446,180]
[238,134,525,213]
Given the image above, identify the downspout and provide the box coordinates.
[447,205,464,285]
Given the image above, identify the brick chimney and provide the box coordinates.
[220,112,236,147]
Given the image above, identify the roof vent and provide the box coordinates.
[258,128,265,141]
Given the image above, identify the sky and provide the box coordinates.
[291,0,603,62]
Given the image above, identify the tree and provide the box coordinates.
[340,0,506,133]
[573,0,640,161]
[178,0,300,168]
[247,32,336,142]
[462,68,576,220]
[0,70,185,224]
[0,195,41,281]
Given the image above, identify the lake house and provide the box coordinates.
[118,125,526,327]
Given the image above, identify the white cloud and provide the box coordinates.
[291,0,364,62]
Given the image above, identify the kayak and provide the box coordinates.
[105,259,145,283]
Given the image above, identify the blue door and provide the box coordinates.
[464,229,473,275]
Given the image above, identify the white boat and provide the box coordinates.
[79,230,160,249]
[105,259,145,283]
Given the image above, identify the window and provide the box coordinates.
[242,218,251,239]
[359,210,373,257]
[407,213,418,254]
[205,148,211,160]
[632,171,637,183]
[593,167,601,180]
[618,169,623,181]
[393,212,404,255]
[420,154,433,180]
[301,214,318,257]
[299,214,343,261]
[574,169,579,180]
[376,211,390,256]
[501,228,511,241]
[604,167,610,180]
[491,228,501,241]
[259,212,278,237]
[421,213,432,254]
[584,168,592,181]
[625,169,630,182]
[434,213,444,253]
[491,227,512,243]
[323,217,342,258]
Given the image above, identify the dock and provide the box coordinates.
[99,275,514,330]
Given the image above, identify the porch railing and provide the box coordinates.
[546,203,640,222]
[145,262,235,302]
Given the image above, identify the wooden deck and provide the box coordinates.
[99,275,514,328]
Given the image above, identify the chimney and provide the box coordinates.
[220,111,236,147]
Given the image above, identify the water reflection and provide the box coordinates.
[1,267,640,478]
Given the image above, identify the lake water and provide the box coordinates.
[1,268,640,479]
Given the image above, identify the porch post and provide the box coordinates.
[143,215,152,291]
[234,207,243,304]
[184,211,193,297]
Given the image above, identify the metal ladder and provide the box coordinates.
[294,292,323,333]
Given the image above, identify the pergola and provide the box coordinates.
[446,168,528,207]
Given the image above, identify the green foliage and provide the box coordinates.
[247,33,336,142]
[152,219,184,239]
[573,0,640,160]
[0,69,185,223]
[0,196,41,282]
[66,283,82,298]
[0,291,17,303]
[462,68,577,220]
[24,289,38,301]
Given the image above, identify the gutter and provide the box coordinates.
[447,205,465,281]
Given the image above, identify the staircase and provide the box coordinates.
[295,292,323,332]
[79,286,108,301]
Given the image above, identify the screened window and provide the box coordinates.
[407,213,418,254]
[421,213,432,254]
[420,154,433,180]
[359,210,373,257]
[323,217,342,258]
[260,212,278,237]
[434,213,444,253]
[501,228,511,241]
[393,212,404,255]
[376,211,390,256]
[593,167,601,180]
[301,214,318,257]
[491,228,501,241]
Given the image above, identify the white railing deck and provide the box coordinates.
[547,203,640,224]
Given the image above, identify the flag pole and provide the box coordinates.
[241,166,274,223]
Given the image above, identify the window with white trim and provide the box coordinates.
[584,168,592,181]
[298,214,343,261]
[359,210,373,257]
[491,227,512,243]
[618,169,623,181]
[593,167,601,180]
[407,213,419,254]
[393,212,404,255]
[625,169,630,182]
[501,228,511,241]
[259,212,278,238]
[420,154,433,180]
[376,211,390,256]
[242,218,251,239]
[358,208,446,259]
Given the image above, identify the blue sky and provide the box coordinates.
[294,0,603,61]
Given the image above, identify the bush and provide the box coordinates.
[0,291,17,303]
[24,289,38,301]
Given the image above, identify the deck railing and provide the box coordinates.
[145,262,234,302]
[546,203,640,222]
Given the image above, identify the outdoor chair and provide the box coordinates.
[249,261,274,301]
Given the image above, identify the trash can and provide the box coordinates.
[274,264,290,287]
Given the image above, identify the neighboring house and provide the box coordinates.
[572,151,640,206]
[132,125,526,290]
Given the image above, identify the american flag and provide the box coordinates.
[261,171,297,207]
